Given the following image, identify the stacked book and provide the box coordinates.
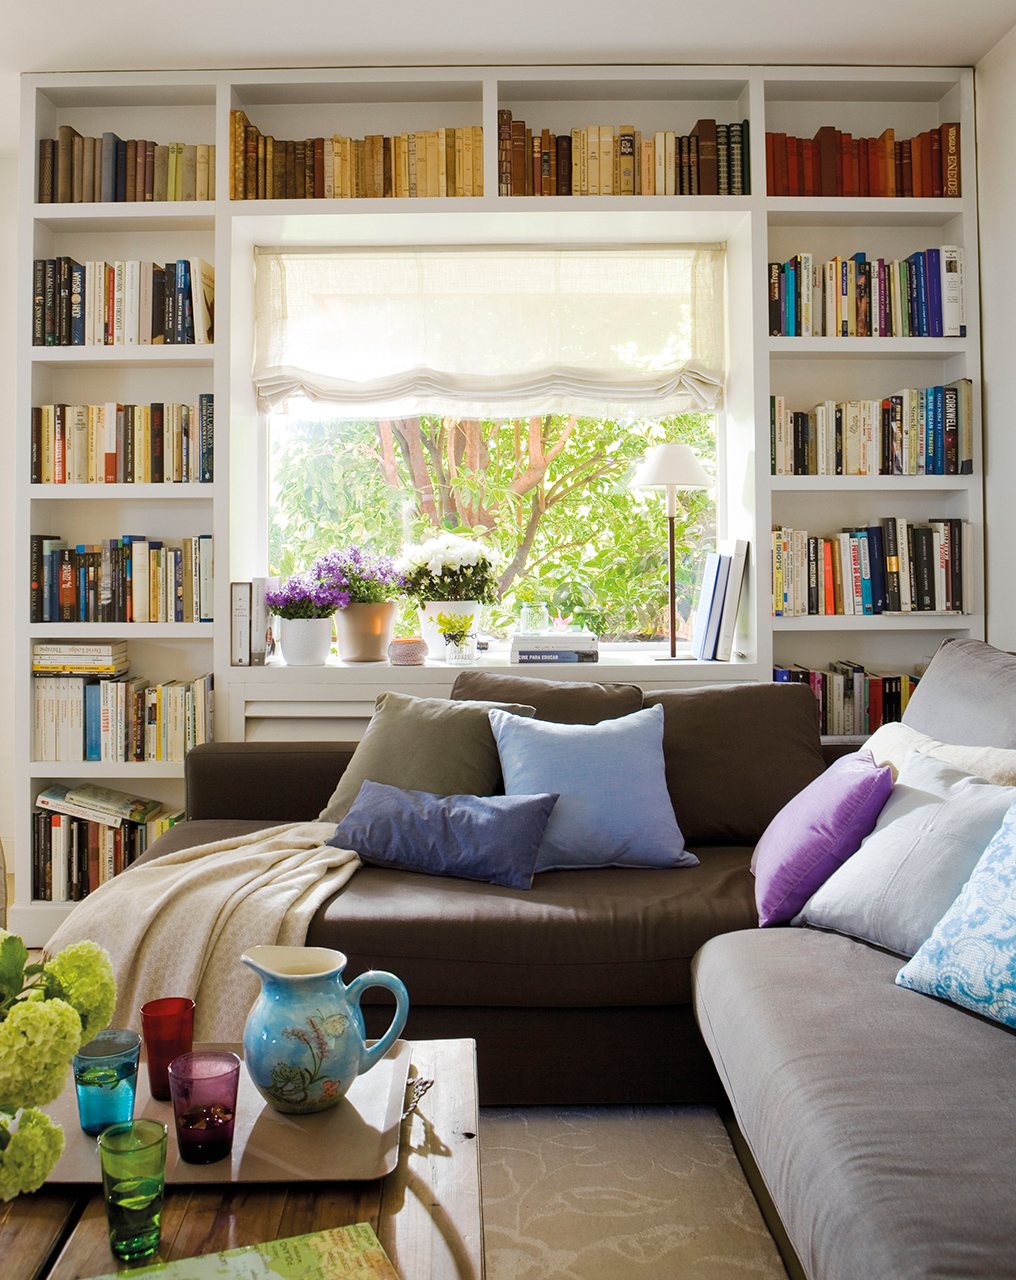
[497,113,749,196]
[691,540,749,660]
[771,518,969,617]
[773,662,920,737]
[38,128,215,203]
[770,380,973,476]
[32,783,182,902]
[31,396,213,485]
[768,246,964,338]
[510,631,599,664]
[766,122,960,197]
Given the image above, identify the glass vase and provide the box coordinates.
[444,635,478,665]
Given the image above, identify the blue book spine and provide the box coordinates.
[865,524,887,614]
[515,651,580,663]
[786,258,797,337]
[926,248,942,337]
[115,138,128,201]
[914,251,929,336]
[692,553,723,659]
[84,681,101,761]
[906,257,919,335]
[702,556,731,659]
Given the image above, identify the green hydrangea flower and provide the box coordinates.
[0,998,82,1110]
[0,1108,65,1200]
[43,941,116,1045]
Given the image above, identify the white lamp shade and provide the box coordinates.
[629,442,710,490]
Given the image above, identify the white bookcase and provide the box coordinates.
[12,64,982,942]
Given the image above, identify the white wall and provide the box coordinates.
[976,24,1016,649]
[1,73,18,897]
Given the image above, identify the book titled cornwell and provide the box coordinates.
[87,1223,398,1280]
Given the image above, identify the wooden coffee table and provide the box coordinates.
[0,1039,483,1280]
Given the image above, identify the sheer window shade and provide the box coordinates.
[253,246,725,417]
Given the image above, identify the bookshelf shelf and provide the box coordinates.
[29,762,186,779]
[29,483,215,500]
[772,613,981,631]
[12,62,981,944]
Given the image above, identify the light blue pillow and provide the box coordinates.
[487,703,697,871]
[326,780,558,890]
[896,797,1016,1028]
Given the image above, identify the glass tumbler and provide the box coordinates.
[73,1029,142,1136]
[168,1050,241,1164]
[97,1118,168,1262]
[140,997,195,1101]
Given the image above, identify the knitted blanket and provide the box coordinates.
[45,821,359,1042]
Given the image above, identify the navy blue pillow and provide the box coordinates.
[326,780,559,890]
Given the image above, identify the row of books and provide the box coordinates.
[32,783,183,901]
[770,381,974,477]
[29,534,214,624]
[771,518,970,617]
[33,669,213,763]
[230,579,275,666]
[765,123,961,198]
[496,112,750,197]
[690,540,749,660]
[768,247,965,338]
[229,110,484,199]
[31,397,213,485]
[508,631,600,663]
[38,128,216,204]
[32,257,215,348]
[773,663,919,738]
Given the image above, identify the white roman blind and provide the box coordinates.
[252,245,725,417]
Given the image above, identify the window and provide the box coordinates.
[256,245,725,643]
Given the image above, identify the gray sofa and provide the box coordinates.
[693,637,1016,1280]
[142,670,831,1105]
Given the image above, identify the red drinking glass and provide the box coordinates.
[140,997,195,1102]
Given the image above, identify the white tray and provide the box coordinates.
[47,1039,412,1184]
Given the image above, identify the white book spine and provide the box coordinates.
[939,245,964,337]
[231,582,252,666]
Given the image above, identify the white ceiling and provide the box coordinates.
[4,0,1016,74]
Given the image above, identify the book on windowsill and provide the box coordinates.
[87,1222,398,1280]
[513,649,599,663]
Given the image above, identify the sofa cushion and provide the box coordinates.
[318,691,535,823]
[897,796,1016,1028]
[693,928,1016,1280]
[866,719,1016,785]
[797,751,1014,957]
[326,780,558,890]
[643,683,826,844]
[752,748,893,927]
[450,669,643,724]
[488,703,697,871]
[902,637,1016,747]
[307,846,757,1008]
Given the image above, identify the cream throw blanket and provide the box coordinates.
[45,821,360,1042]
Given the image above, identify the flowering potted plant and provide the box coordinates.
[310,548,405,663]
[398,533,500,658]
[265,573,349,667]
[0,929,116,1200]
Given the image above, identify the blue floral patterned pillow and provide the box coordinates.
[896,797,1016,1028]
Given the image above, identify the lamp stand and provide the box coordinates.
[654,486,693,660]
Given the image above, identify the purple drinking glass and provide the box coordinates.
[168,1050,240,1164]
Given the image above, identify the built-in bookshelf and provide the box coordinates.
[12,64,982,942]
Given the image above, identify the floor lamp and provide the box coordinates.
[630,443,710,659]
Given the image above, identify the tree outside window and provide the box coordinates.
[269,403,716,642]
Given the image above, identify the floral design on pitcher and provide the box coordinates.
[264,1009,350,1110]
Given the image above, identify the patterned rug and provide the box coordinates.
[480,1106,787,1280]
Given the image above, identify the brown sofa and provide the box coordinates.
[142,671,828,1104]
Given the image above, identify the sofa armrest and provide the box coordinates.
[185,741,357,821]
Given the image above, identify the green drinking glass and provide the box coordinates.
[97,1118,168,1262]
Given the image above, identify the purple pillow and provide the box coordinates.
[753,749,893,927]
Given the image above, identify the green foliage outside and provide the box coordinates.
[269,410,716,641]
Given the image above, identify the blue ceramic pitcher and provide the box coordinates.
[241,945,409,1114]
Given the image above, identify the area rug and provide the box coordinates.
[480,1106,786,1280]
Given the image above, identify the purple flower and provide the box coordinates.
[310,547,405,606]
[266,572,350,619]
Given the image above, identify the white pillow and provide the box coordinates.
[865,721,1016,786]
[795,750,1014,956]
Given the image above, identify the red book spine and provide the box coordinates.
[765,131,775,193]
[858,137,869,197]
[786,136,799,196]
[930,127,942,197]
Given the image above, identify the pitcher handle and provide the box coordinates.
[345,970,410,1076]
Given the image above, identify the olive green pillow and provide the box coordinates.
[319,691,536,824]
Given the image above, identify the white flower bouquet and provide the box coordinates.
[398,533,501,603]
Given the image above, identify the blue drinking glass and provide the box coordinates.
[73,1028,142,1136]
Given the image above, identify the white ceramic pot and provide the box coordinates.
[279,615,333,666]
[418,600,480,661]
